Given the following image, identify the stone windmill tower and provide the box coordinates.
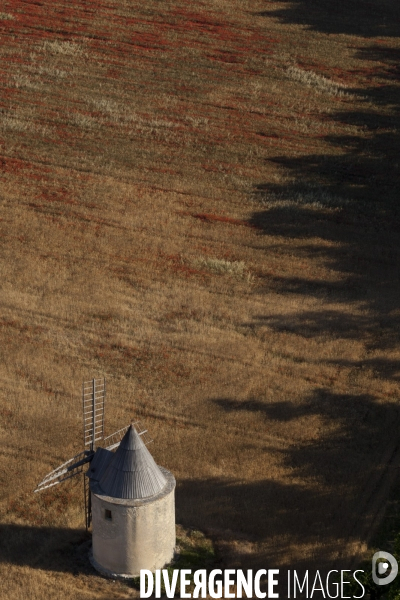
[35,378,176,578]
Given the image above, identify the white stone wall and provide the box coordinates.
[91,470,176,577]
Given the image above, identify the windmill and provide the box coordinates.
[34,377,176,578]
[35,378,147,528]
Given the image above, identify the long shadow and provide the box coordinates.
[256,0,400,38]
[186,389,400,575]
[177,475,341,575]
[238,13,400,577]
[0,525,92,575]
[249,36,400,352]
[214,389,397,486]
[249,312,400,377]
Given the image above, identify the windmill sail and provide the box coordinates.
[83,378,106,450]
[34,377,151,530]
[102,422,152,451]
[102,425,130,450]
[34,449,93,492]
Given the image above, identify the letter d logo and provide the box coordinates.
[372,551,398,586]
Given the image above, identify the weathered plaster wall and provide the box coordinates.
[91,468,175,577]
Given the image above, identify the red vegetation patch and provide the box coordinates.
[0,156,51,177]
[94,341,151,367]
[37,187,76,205]
[0,318,44,336]
[159,251,207,278]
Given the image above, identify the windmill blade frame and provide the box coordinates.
[34,449,93,493]
[34,377,151,531]
[102,422,152,451]
[102,425,130,451]
[83,377,106,451]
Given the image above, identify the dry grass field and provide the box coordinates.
[0,0,399,598]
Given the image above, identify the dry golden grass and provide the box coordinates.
[190,257,248,278]
[0,0,400,597]
[285,66,353,97]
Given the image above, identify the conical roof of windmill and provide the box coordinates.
[98,424,167,499]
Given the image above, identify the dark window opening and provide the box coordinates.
[105,509,112,521]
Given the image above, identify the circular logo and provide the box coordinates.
[372,551,398,586]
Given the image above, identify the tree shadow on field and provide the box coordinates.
[256,0,400,38]
[250,311,400,382]
[214,389,398,488]
[242,9,400,570]
[174,389,400,575]
[249,38,400,356]
[177,476,339,581]
[0,525,92,575]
